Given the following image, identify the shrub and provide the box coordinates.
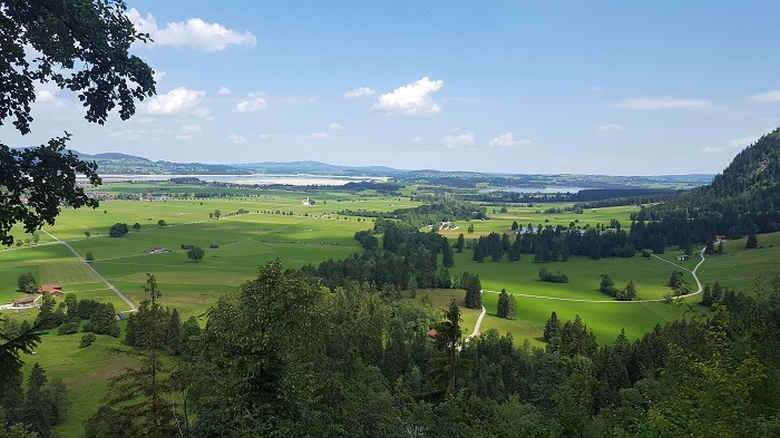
[57,321,80,335]
[80,333,97,348]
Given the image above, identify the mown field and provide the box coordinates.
[4,183,779,435]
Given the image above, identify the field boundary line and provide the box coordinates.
[40,230,137,312]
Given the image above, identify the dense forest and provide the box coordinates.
[4,260,779,437]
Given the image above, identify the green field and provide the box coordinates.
[5,185,780,435]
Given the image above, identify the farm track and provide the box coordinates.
[483,247,706,304]
[40,230,137,312]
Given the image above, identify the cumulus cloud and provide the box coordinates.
[234,93,268,113]
[175,124,201,141]
[35,90,61,106]
[489,132,530,147]
[145,87,207,117]
[597,124,626,131]
[374,77,444,117]
[343,87,376,98]
[442,129,476,148]
[612,97,712,110]
[410,136,423,143]
[329,123,344,130]
[729,137,755,148]
[127,9,256,51]
[702,146,724,153]
[218,87,231,95]
[227,134,246,144]
[748,90,780,102]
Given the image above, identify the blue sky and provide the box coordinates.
[11,1,780,175]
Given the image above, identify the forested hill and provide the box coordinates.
[634,126,780,244]
[710,127,780,197]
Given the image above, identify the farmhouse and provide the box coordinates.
[13,295,40,308]
[38,284,64,296]
[302,197,312,206]
[676,255,689,261]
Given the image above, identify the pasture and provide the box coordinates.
[5,183,779,436]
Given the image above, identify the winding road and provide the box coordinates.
[481,246,707,304]
[41,230,137,312]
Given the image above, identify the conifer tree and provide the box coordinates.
[543,311,561,344]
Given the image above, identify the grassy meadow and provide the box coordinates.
[4,183,780,435]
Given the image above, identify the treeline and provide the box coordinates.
[471,188,679,205]
[471,225,641,264]
[82,261,780,437]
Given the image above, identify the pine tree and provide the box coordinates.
[461,272,482,309]
[746,231,758,249]
[701,284,714,307]
[441,241,455,268]
[455,233,465,253]
[497,289,509,318]
[543,311,561,344]
[87,274,180,437]
[506,294,518,320]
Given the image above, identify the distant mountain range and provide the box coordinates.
[65,150,713,190]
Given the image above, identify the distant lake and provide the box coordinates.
[479,186,591,194]
[92,174,389,186]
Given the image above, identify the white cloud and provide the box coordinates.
[127,9,256,52]
[729,137,754,148]
[234,93,268,113]
[748,90,780,102]
[702,146,724,153]
[175,124,201,141]
[374,77,444,117]
[218,87,231,95]
[442,129,476,148]
[597,124,626,131]
[35,90,62,106]
[410,136,423,143]
[329,123,344,130]
[302,132,334,140]
[153,70,166,83]
[489,132,530,147]
[343,87,376,98]
[612,97,712,110]
[145,87,207,116]
[227,134,246,144]
[590,85,604,92]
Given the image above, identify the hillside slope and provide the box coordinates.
[635,126,780,244]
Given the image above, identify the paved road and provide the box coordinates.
[41,230,137,312]
[466,304,487,341]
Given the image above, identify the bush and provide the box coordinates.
[80,333,97,348]
[108,223,128,238]
[57,321,80,335]
[539,267,569,283]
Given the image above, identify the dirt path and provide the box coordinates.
[482,247,707,304]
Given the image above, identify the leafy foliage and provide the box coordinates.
[108,223,128,238]
[0,0,155,245]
